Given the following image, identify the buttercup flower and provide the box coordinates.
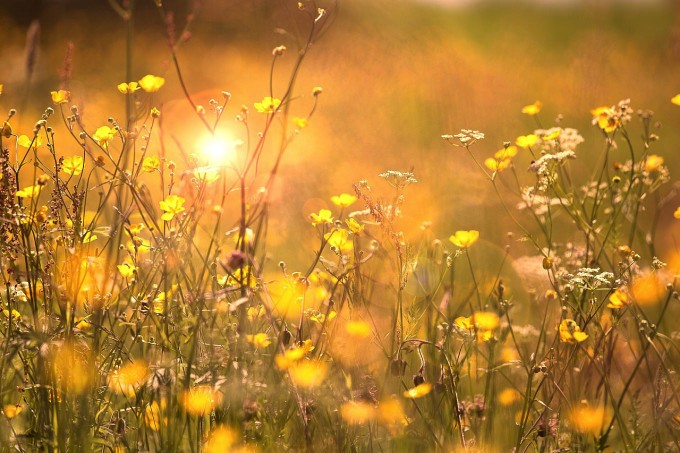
[93,126,117,147]
[159,194,186,221]
[51,90,70,104]
[138,74,165,92]
[521,100,542,115]
[559,319,588,344]
[61,155,84,175]
[449,230,479,248]
[310,209,333,226]
[330,193,357,207]
[117,82,140,94]
[254,96,281,113]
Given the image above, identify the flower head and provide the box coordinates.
[93,126,117,147]
[516,134,539,148]
[142,156,160,173]
[138,74,165,92]
[159,194,186,221]
[310,209,333,226]
[180,386,222,415]
[521,101,542,115]
[331,193,357,208]
[61,155,84,175]
[254,96,281,114]
[559,319,588,344]
[117,82,140,94]
[449,230,479,248]
[672,94,680,106]
[403,382,432,399]
[51,90,70,104]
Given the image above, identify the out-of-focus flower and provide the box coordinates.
[403,383,432,399]
[180,386,222,415]
[138,74,165,92]
[159,195,186,221]
[108,360,149,397]
[591,106,618,133]
[644,154,664,172]
[569,404,608,434]
[331,193,357,207]
[292,117,308,129]
[18,134,42,150]
[288,360,328,388]
[516,134,539,148]
[142,156,160,173]
[346,320,372,338]
[484,157,511,172]
[204,426,238,453]
[672,94,680,106]
[607,287,628,309]
[341,401,376,425]
[246,333,271,348]
[449,230,479,248]
[51,90,70,104]
[521,101,542,115]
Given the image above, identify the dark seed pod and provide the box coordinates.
[413,374,425,387]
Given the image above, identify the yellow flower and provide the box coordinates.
[117,263,137,278]
[498,388,520,406]
[542,128,561,140]
[484,157,511,172]
[331,193,357,207]
[675,207,680,219]
[138,74,165,92]
[346,320,372,338]
[288,360,328,388]
[521,101,542,115]
[449,230,479,248]
[159,194,186,221]
[151,107,161,118]
[494,146,518,160]
[17,134,42,150]
[473,311,500,331]
[275,340,314,370]
[254,96,281,114]
[246,333,272,348]
[310,208,333,226]
[591,106,618,133]
[204,426,238,453]
[346,218,364,235]
[325,228,350,251]
[3,404,22,419]
[403,382,432,399]
[247,305,265,321]
[516,134,539,148]
[142,155,160,173]
[644,154,664,172]
[607,287,628,309]
[3,309,21,321]
[61,155,84,175]
[292,117,308,129]
[51,90,70,104]
[180,386,222,415]
[308,310,337,324]
[93,126,116,147]
[0,84,3,95]
[16,185,42,198]
[117,82,140,94]
[559,319,588,344]
[454,316,474,332]
[145,401,167,431]
[569,404,608,434]
[108,360,149,397]
[341,401,376,425]
[672,94,680,106]
[630,272,665,307]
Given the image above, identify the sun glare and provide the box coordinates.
[198,133,240,166]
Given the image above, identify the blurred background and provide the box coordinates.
[1,0,680,270]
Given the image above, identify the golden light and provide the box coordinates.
[197,132,240,166]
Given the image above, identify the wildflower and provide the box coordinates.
[541,127,561,140]
[180,386,222,415]
[325,228,350,251]
[3,404,22,419]
[288,360,328,388]
[312,86,323,96]
[51,89,70,104]
[672,94,680,105]
[16,185,42,198]
[484,157,511,172]
[61,155,84,175]
[145,401,167,431]
[443,129,485,147]
[341,401,376,425]
[142,156,160,173]
[331,193,357,207]
[558,319,588,344]
[644,154,664,172]
[310,209,333,226]
[607,287,628,309]
[569,404,607,434]
[117,82,140,94]
[117,263,137,278]
[275,340,314,370]
[591,106,618,133]
[246,333,271,348]
[159,194,186,221]
[630,272,665,306]
[494,145,518,160]
[75,317,91,330]
[93,126,116,147]
[454,316,474,332]
[346,217,364,235]
[346,320,372,338]
[247,305,264,321]
[521,101,542,115]
[254,96,281,114]
[498,388,520,406]
[449,230,479,248]
[81,230,98,243]
[675,207,680,219]
[150,107,161,118]
[473,311,500,331]
[17,134,42,149]
[307,310,337,324]
[138,74,165,92]
[516,134,539,148]
[3,309,21,321]
[204,426,238,453]
[379,170,418,188]
[377,398,406,429]
[403,382,432,399]
[108,360,149,397]
[292,117,308,129]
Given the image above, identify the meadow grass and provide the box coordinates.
[1,1,680,452]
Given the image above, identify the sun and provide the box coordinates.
[197,132,240,166]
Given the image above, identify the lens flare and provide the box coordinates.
[197,133,239,165]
